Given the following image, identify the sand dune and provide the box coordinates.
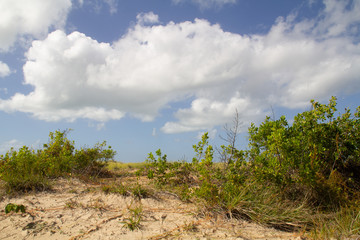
[0,178,302,239]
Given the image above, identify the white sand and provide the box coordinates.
[0,178,303,239]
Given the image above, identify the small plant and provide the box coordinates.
[5,203,26,214]
[102,183,129,196]
[192,132,220,206]
[183,221,198,232]
[131,183,150,199]
[87,197,107,210]
[121,205,142,231]
[146,149,170,185]
[65,199,81,209]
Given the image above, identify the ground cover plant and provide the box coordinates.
[5,203,26,214]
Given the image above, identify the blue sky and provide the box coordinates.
[0,0,359,162]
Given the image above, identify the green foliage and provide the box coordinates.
[121,205,142,231]
[311,207,360,239]
[247,97,360,207]
[144,97,360,238]
[40,129,75,176]
[0,129,116,192]
[131,182,151,199]
[5,203,26,214]
[0,146,51,192]
[146,149,168,184]
[146,149,193,187]
[102,183,129,196]
[191,133,220,205]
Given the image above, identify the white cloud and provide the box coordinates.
[136,12,160,25]
[0,0,72,52]
[104,0,118,15]
[162,96,264,133]
[0,62,10,77]
[0,30,125,122]
[0,139,24,154]
[82,0,118,15]
[173,0,237,9]
[0,0,360,133]
[197,129,217,140]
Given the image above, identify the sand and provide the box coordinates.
[0,178,303,240]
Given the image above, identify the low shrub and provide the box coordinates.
[0,129,115,192]
[145,97,360,238]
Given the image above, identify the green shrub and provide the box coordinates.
[247,97,360,208]
[0,146,50,192]
[145,97,360,237]
[146,149,194,187]
[145,149,169,184]
[0,130,116,192]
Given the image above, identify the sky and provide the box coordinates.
[0,0,359,162]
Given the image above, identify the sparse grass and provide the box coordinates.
[65,199,81,209]
[182,221,199,232]
[121,204,143,231]
[230,183,314,232]
[106,161,147,176]
[102,183,129,196]
[130,182,152,199]
[4,175,51,193]
[87,197,107,210]
[309,207,360,239]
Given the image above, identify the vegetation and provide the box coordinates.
[0,129,115,192]
[121,204,143,231]
[145,97,360,238]
[102,182,129,196]
[0,97,359,238]
[5,203,26,214]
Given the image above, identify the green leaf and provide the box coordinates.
[5,203,26,214]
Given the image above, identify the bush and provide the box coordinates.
[247,97,360,208]
[0,130,116,192]
[145,97,360,237]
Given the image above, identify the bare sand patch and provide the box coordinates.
[0,178,303,239]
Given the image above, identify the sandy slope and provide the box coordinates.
[0,178,303,240]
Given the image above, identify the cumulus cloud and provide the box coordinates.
[172,0,237,9]
[0,0,72,52]
[0,62,10,77]
[0,30,125,122]
[0,0,360,133]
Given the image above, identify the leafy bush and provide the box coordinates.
[247,97,360,207]
[0,130,115,192]
[146,149,193,187]
[145,97,360,237]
